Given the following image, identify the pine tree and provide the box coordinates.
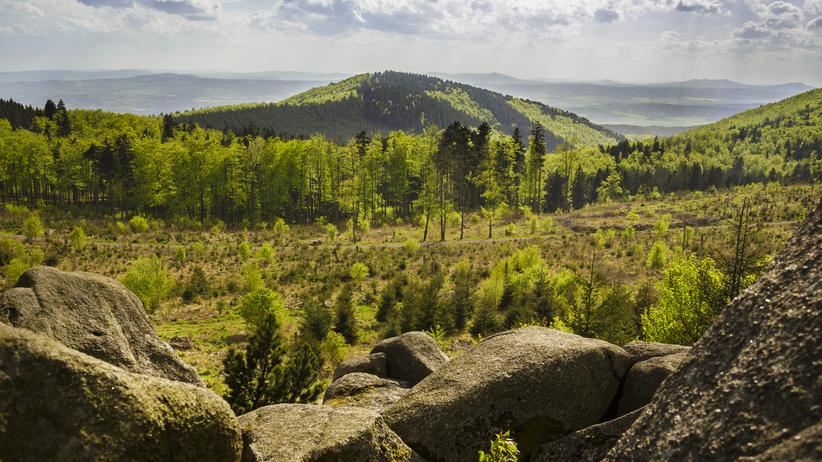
[571,167,588,209]
[44,99,57,120]
[333,284,357,343]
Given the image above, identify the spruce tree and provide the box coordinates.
[571,167,588,209]
[333,284,357,343]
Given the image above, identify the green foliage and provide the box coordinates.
[641,256,726,345]
[3,258,30,288]
[238,241,252,261]
[478,431,519,462]
[349,262,369,283]
[68,226,87,251]
[239,288,286,331]
[242,263,265,292]
[424,324,449,352]
[319,331,349,369]
[21,213,44,241]
[654,214,672,238]
[333,284,358,344]
[128,216,149,233]
[303,303,334,343]
[222,312,325,415]
[0,238,25,266]
[183,266,209,302]
[273,218,290,236]
[646,241,669,269]
[120,256,174,311]
[324,223,338,241]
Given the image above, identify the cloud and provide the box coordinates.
[659,30,680,42]
[808,16,822,32]
[3,1,45,17]
[594,8,620,23]
[675,0,723,14]
[76,0,220,20]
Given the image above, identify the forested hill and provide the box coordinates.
[175,71,621,148]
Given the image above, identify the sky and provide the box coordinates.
[1,0,821,85]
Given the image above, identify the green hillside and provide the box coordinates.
[176,71,621,148]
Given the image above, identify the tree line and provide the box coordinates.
[0,94,819,237]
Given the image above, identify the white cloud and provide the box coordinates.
[675,0,724,15]
[76,0,221,20]
[2,1,45,17]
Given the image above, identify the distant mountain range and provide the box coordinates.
[0,70,812,131]
[176,71,621,147]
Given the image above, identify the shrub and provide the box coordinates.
[0,238,25,266]
[478,431,519,462]
[121,257,174,312]
[128,216,149,233]
[238,241,252,261]
[349,262,369,283]
[646,241,669,269]
[21,213,44,241]
[242,263,264,292]
[642,256,726,345]
[273,217,290,235]
[333,285,357,344]
[183,266,209,302]
[403,239,420,253]
[3,258,29,288]
[319,331,349,369]
[239,288,285,330]
[68,226,87,251]
[325,223,337,241]
[257,243,276,265]
[303,303,334,343]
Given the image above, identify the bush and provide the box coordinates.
[239,288,285,330]
[0,238,25,266]
[646,241,669,269]
[273,218,290,236]
[303,303,333,342]
[120,257,174,312]
[68,226,87,251]
[183,266,209,302]
[319,331,349,369]
[325,223,337,241]
[238,241,251,261]
[257,243,276,265]
[403,239,420,253]
[642,256,726,345]
[349,262,369,283]
[242,263,264,292]
[21,213,44,241]
[478,431,519,462]
[128,216,149,233]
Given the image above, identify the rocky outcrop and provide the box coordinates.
[371,331,448,385]
[0,266,203,385]
[532,407,645,462]
[621,341,690,365]
[617,352,687,414]
[0,323,242,462]
[332,352,388,380]
[238,404,420,462]
[605,203,822,460]
[383,327,631,461]
[324,372,409,414]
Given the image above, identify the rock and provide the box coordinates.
[0,266,203,386]
[0,323,242,462]
[622,341,690,364]
[605,203,822,460]
[383,327,631,461]
[238,404,420,462]
[170,336,194,350]
[532,407,645,462]
[370,331,448,385]
[332,352,387,380]
[617,352,687,414]
[324,372,409,414]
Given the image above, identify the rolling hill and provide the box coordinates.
[176,71,621,148]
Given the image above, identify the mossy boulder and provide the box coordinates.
[0,323,242,462]
[332,352,388,380]
[0,266,203,385]
[238,404,420,462]
[323,372,409,414]
[621,341,690,365]
[370,331,448,385]
[383,327,630,461]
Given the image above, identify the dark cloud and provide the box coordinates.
[594,8,620,23]
[77,0,218,20]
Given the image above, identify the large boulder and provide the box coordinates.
[238,404,420,462]
[0,266,203,386]
[0,323,242,462]
[621,341,690,365]
[532,407,645,462]
[332,352,387,380]
[617,352,687,414]
[383,327,631,461]
[606,203,822,460]
[324,372,409,414]
[371,331,448,385]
